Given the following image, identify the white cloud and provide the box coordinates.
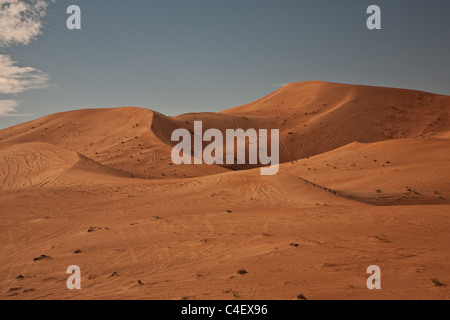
[0,99,18,115]
[0,54,49,94]
[0,54,49,116]
[0,1,53,117]
[0,99,32,116]
[0,0,52,47]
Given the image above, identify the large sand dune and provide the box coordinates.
[0,81,449,300]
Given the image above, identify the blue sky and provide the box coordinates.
[1,0,449,129]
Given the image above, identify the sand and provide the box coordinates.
[0,81,449,299]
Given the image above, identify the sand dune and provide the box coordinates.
[0,108,228,179]
[2,81,449,168]
[225,81,450,159]
[282,137,450,205]
[0,141,134,191]
[0,81,449,300]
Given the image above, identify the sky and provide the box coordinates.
[0,0,449,129]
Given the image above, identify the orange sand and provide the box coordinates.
[0,81,449,299]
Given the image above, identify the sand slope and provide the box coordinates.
[224,81,450,160]
[0,108,228,179]
[282,137,450,205]
[0,81,449,300]
[0,142,131,191]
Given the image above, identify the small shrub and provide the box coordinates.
[431,278,444,287]
[297,294,307,300]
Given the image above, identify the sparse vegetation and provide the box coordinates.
[431,278,444,287]
[297,293,307,300]
[33,255,51,261]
